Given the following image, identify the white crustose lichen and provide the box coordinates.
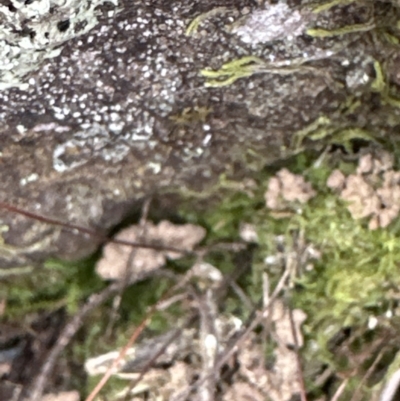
[0,0,118,90]
[232,3,313,44]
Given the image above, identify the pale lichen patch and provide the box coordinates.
[231,3,314,44]
[0,0,118,90]
[52,124,130,172]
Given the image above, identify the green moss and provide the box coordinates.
[291,199,400,325]
[292,115,376,153]
[200,56,314,87]
[258,158,400,329]
[185,7,229,36]
[0,254,103,318]
[310,0,357,14]
[306,20,374,38]
[178,149,400,395]
[200,56,266,87]
[169,105,212,125]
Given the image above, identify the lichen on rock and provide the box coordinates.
[52,123,130,173]
[0,0,118,90]
[1,0,400,268]
[231,3,314,44]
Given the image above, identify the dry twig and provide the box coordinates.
[105,198,152,339]
[0,201,194,255]
[24,280,124,401]
[288,306,307,401]
[350,348,385,401]
[331,379,349,401]
[172,264,292,401]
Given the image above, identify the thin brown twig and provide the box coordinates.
[0,201,194,255]
[349,347,385,401]
[122,313,197,401]
[331,379,349,401]
[1,201,252,265]
[85,316,150,401]
[24,280,125,401]
[261,272,270,371]
[84,276,189,401]
[105,198,152,339]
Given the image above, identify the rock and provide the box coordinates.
[0,0,399,268]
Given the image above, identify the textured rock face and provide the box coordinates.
[0,0,399,268]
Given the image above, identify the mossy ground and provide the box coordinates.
[2,1,400,400]
[178,147,400,400]
[5,2,400,397]
[3,143,400,400]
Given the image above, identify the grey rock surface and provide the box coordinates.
[0,0,399,268]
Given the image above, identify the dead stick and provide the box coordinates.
[173,265,291,401]
[0,201,194,255]
[85,317,150,401]
[123,314,197,401]
[84,277,188,401]
[288,306,307,401]
[24,280,124,401]
[350,347,385,401]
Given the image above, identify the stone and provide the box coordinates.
[0,0,399,268]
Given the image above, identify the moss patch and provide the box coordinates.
[177,147,400,398]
